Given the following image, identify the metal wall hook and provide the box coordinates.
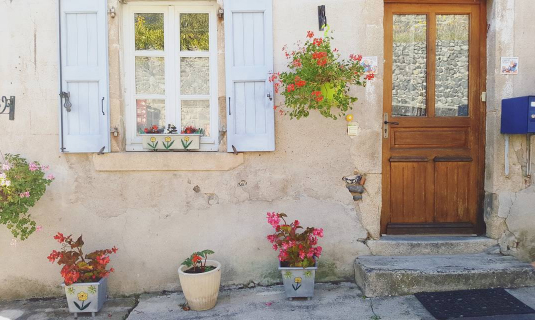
[0,96,15,120]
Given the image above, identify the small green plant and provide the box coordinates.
[0,153,54,240]
[182,250,215,273]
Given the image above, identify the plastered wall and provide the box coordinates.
[1,0,533,301]
[484,0,535,262]
[0,0,383,300]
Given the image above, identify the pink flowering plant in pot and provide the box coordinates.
[0,153,54,240]
[266,212,324,299]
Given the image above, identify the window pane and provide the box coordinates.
[392,15,427,117]
[436,15,469,117]
[135,57,165,95]
[181,100,210,137]
[180,57,209,95]
[135,13,164,51]
[180,13,209,51]
[136,99,165,134]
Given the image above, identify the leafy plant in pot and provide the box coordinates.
[47,233,118,317]
[271,28,374,120]
[178,250,221,311]
[266,212,324,299]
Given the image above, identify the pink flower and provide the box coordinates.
[2,163,11,171]
[299,250,305,260]
[315,246,323,257]
[29,162,39,172]
[313,228,324,237]
[36,226,42,232]
[307,250,314,258]
[282,242,289,250]
[46,174,55,180]
[266,212,280,229]
[272,244,278,250]
[40,165,49,171]
[267,235,276,243]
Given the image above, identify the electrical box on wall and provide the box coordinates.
[501,96,535,134]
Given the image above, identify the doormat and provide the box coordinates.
[414,288,535,320]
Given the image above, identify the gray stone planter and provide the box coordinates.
[278,260,318,299]
[62,277,107,318]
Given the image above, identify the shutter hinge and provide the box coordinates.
[218,8,224,19]
[481,92,487,102]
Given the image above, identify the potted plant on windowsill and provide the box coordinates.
[266,212,324,300]
[141,124,204,151]
[270,27,374,120]
[178,250,221,311]
[47,233,118,318]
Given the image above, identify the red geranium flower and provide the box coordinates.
[307,31,314,38]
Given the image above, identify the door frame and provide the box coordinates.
[380,0,487,235]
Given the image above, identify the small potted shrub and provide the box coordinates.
[0,153,54,240]
[270,28,373,120]
[47,233,118,317]
[266,212,324,299]
[178,250,221,311]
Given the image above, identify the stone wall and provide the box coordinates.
[392,40,469,117]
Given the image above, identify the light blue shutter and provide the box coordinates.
[225,0,275,152]
[59,0,110,153]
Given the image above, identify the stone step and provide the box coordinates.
[365,236,498,256]
[354,253,535,297]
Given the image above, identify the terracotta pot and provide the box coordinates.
[178,260,221,311]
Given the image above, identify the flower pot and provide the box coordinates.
[62,277,108,318]
[320,83,343,101]
[178,260,221,311]
[142,134,201,151]
[278,260,318,299]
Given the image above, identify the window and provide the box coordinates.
[125,3,219,151]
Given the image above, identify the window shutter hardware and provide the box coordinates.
[229,97,231,115]
[60,92,72,112]
[101,97,105,115]
[267,92,273,101]
[0,96,15,120]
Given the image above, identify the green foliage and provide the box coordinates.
[182,250,215,273]
[135,14,164,51]
[273,29,371,120]
[180,13,209,51]
[0,154,53,240]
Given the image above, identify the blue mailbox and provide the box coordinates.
[501,96,535,134]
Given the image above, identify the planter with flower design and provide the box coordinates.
[142,134,201,151]
[63,277,108,317]
[48,233,118,318]
[266,212,324,300]
[279,260,318,300]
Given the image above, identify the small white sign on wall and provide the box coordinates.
[361,56,378,75]
[501,57,519,75]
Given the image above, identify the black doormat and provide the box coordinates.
[415,288,535,320]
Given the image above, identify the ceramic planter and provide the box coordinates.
[178,260,221,311]
[279,260,318,299]
[62,277,107,318]
[142,134,201,151]
[320,83,343,101]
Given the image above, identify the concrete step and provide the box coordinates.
[354,253,535,297]
[365,236,498,256]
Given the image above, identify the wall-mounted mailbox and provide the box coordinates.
[501,96,535,134]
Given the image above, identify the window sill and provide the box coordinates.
[92,152,244,172]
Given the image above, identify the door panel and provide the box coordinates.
[382,2,485,235]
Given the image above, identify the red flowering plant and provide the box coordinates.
[271,28,373,120]
[47,233,118,286]
[266,212,324,268]
[181,250,215,274]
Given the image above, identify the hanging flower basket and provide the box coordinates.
[271,27,374,120]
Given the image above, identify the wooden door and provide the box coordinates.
[381,1,486,235]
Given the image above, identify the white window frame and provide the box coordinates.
[124,2,219,152]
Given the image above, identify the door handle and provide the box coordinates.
[384,121,399,125]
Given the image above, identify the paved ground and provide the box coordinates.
[1,283,535,320]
